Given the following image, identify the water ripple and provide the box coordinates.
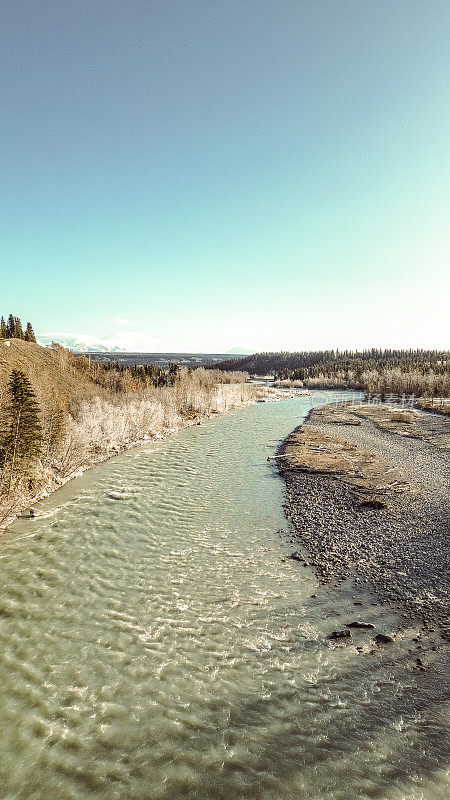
[0,395,448,800]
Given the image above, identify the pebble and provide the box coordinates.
[329,630,351,640]
[278,411,450,641]
[346,621,375,629]
[374,633,395,644]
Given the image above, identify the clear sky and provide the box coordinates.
[1,0,449,352]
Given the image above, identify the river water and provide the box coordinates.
[1,393,448,799]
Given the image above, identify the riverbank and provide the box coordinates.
[278,402,450,639]
[2,339,291,529]
[1,409,227,529]
[2,385,284,530]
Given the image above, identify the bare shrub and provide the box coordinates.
[362,368,450,398]
[274,379,305,388]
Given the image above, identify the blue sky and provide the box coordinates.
[1,0,449,351]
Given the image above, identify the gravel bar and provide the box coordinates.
[279,406,450,637]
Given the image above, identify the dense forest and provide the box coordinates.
[213,349,450,397]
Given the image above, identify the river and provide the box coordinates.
[0,392,448,799]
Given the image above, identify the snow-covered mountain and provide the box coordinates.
[226,346,256,355]
[38,334,257,355]
[38,334,126,353]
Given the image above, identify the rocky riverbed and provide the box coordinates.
[278,403,450,639]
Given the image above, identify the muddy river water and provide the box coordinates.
[0,393,448,799]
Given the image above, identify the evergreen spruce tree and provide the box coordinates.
[0,370,42,493]
[6,314,15,338]
[14,317,24,339]
[24,322,36,343]
[0,316,6,338]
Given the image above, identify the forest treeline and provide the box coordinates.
[74,355,248,391]
[215,349,450,397]
[1,314,36,342]
[0,339,253,525]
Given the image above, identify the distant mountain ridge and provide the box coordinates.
[38,335,256,356]
[226,346,256,355]
[38,335,126,353]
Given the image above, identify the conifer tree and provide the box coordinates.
[24,322,36,343]
[0,371,42,493]
[0,316,6,338]
[14,317,24,339]
[6,314,15,338]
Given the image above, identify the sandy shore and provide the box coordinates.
[278,403,450,638]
